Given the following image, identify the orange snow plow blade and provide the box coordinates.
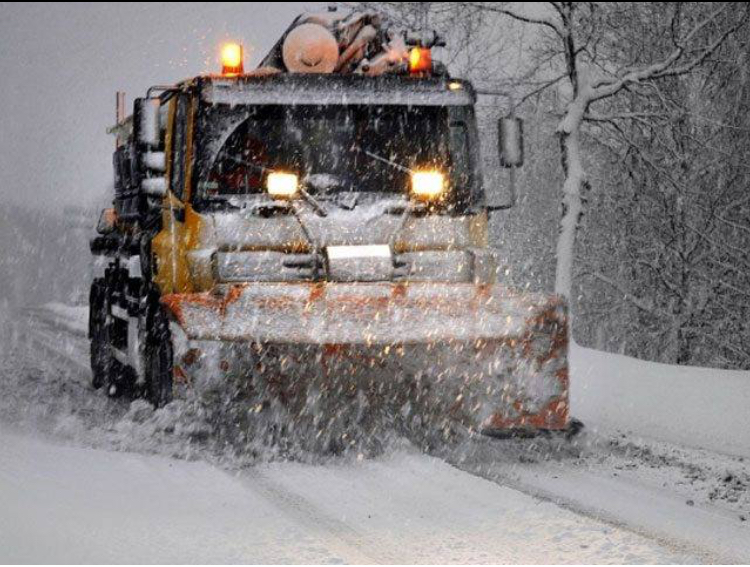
[163,283,570,439]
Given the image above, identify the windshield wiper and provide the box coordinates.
[355,147,412,174]
[298,188,328,217]
[206,155,329,216]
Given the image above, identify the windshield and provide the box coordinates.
[194,104,480,210]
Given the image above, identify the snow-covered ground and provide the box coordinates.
[0,427,692,564]
[572,346,750,458]
[38,302,89,336]
[0,304,748,563]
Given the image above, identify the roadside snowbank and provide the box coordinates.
[571,344,750,458]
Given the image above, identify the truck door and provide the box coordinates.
[152,92,195,294]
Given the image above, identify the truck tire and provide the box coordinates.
[89,280,113,390]
[145,306,173,408]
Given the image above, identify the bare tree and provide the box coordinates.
[461,2,749,301]
[578,25,750,367]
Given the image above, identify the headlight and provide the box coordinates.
[267,172,299,199]
[411,171,446,201]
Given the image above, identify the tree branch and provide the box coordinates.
[463,2,563,37]
[515,73,567,106]
[587,272,668,318]
[588,3,747,102]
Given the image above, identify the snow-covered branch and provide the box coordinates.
[588,272,668,319]
[463,2,563,37]
[588,3,749,102]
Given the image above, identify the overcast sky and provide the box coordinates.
[0,2,325,211]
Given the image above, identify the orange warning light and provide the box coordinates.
[221,43,244,76]
[408,47,433,75]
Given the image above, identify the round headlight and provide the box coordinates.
[267,172,299,199]
[411,171,446,201]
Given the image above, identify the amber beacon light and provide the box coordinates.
[221,42,244,76]
[408,47,433,74]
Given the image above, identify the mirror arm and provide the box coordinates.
[474,88,517,116]
[508,163,517,208]
[484,163,518,213]
[486,204,513,213]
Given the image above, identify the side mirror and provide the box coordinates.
[485,117,524,211]
[498,117,524,168]
[136,98,161,147]
[135,97,167,198]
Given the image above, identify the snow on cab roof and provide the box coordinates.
[200,74,476,107]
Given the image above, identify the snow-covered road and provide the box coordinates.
[0,305,748,563]
[0,428,693,564]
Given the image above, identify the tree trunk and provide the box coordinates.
[555,100,588,300]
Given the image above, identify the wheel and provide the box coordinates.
[145,305,174,408]
[89,280,113,390]
[90,279,130,396]
[565,418,585,440]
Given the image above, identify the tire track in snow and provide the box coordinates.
[20,308,91,379]
[234,451,696,564]
[240,470,398,565]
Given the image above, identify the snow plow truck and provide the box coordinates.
[89,8,572,446]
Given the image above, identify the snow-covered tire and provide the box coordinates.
[145,306,173,408]
[89,280,114,390]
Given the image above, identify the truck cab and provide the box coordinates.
[110,72,499,297]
